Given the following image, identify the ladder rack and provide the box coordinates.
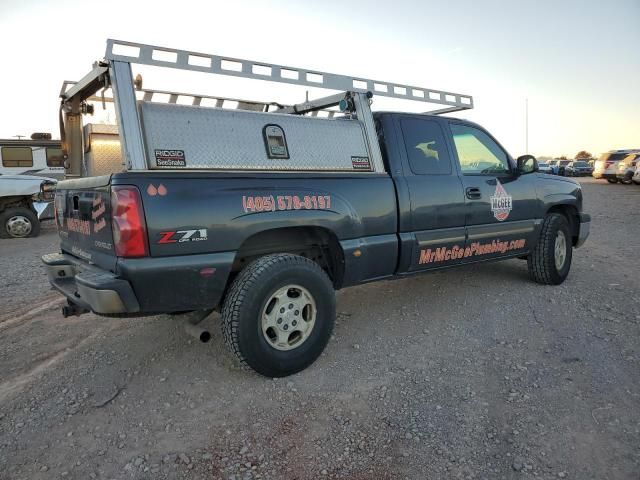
[104,39,473,112]
[60,39,474,177]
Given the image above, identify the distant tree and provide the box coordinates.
[575,150,592,159]
[559,155,568,160]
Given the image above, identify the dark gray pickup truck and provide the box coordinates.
[43,40,590,376]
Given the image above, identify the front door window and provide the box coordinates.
[450,124,510,175]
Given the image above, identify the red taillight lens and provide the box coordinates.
[111,186,148,257]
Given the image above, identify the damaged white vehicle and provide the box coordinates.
[0,175,56,238]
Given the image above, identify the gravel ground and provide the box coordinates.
[0,178,638,480]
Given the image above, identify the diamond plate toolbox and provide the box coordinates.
[138,102,373,172]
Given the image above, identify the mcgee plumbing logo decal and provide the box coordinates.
[490,180,513,221]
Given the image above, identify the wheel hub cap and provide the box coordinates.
[6,215,32,237]
[554,230,567,270]
[261,285,316,351]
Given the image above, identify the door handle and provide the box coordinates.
[466,187,481,199]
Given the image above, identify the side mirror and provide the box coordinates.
[516,155,538,175]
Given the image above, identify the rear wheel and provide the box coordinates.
[221,254,335,377]
[620,173,633,185]
[606,178,618,184]
[0,207,40,239]
[527,213,572,285]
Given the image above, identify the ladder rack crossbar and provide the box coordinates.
[105,39,473,110]
[61,81,338,116]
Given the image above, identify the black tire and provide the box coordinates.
[527,213,572,285]
[606,178,618,184]
[0,207,40,239]
[620,173,633,185]
[221,254,335,377]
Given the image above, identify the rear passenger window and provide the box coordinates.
[400,118,451,175]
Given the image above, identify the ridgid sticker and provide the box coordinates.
[155,149,186,167]
[351,156,371,171]
[490,180,513,221]
[418,238,526,265]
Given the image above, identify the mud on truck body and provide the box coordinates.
[43,40,590,376]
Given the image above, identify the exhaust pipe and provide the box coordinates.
[184,322,212,343]
[180,309,213,343]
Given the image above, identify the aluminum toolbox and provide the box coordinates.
[139,102,370,171]
[83,124,122,176]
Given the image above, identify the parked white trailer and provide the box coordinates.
[0,137,65,179]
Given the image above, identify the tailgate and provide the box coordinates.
[54,175,117,272]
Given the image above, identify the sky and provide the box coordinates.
[0,0,638,158]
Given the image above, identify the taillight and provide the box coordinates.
[111,186,148,257]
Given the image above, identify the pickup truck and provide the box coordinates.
[43,40,590,377]
[0,174,57,238]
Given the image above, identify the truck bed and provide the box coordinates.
[52,171,399,313]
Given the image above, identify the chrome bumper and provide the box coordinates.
[42,253,140,314]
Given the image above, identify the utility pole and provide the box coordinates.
[525,97,529,154]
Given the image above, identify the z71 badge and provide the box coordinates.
[157,229,207,244]
[490,180,513,221]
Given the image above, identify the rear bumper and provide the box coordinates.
[42,253,140,314]
[42,250,235,315]
[575,213,590,248]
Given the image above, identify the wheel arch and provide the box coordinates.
[546,204,579,246]
[231,226,345,288]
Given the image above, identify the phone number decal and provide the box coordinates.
[242,194,331,213]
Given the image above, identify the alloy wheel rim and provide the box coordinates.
[554,230,567,270]
[261,284,317,351]
[6,215,32,237]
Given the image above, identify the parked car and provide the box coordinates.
[0,174,57,238]
[565,160,593,177]
[616,153,640,184]
[634,164,640,185]
[551,159,571,176]
[537,161,553,174]
[593,150,640,183]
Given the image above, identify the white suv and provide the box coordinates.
[593,150,640,183]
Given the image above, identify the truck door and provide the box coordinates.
[447,122,539,262]
[393,116,467,273]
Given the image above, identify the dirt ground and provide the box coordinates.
[0,178,638,480]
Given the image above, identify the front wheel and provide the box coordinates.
[221,254,335,377]
[0,207,40,239]
[620,173,633,185]
[527,213,572,285]
[606,178,618,184]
